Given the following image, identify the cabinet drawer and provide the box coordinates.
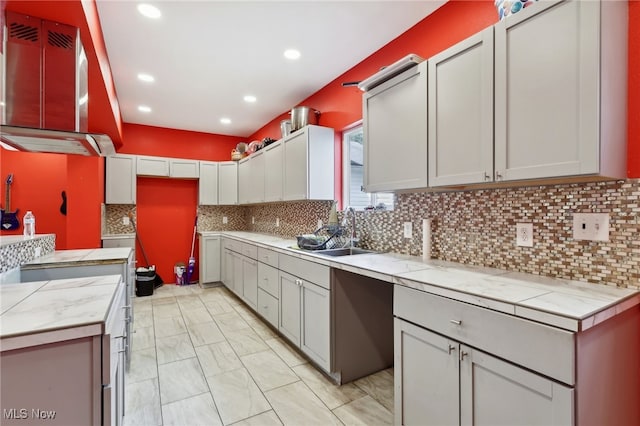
[241,242,258,259]
[394,285,575,385]
[257,288,279,328]
[225,238,243,253]
[257,247,279,268]
[279,253,330,290]
[258,262,279,298]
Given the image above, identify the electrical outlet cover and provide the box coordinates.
[516,223,533,247]
[573,213,610,241]
[403,222,413,239]
[222,216,228,224]
[276,218,280,227]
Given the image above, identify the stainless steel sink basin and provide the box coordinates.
[313,247,379,257]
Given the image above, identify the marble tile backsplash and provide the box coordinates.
[106,179,639,289]
[0,234,55,273]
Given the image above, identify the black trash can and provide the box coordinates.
[135,269,156,297]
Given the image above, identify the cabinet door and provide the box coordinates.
[105,155,136,204]
[363,62,428,192]
[170,159,199,178]
[301,280,330,371]
[223,249,234,290]
[278,271,301,346]
[264,141,284,202]
[218,162,238,205]
[232,253,243,298]
[136,156,169,176]
[494,0,600,181]
[428,28,494,187]
[242,257,258,309]
[394,319,459,426]
[249,151,265,203]
[238,158,251,204]
[460,345,574,425]
[283,131,308,201]
[198,162,218,205]
[199,236,220,284]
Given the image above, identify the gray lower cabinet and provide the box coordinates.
[394,318,573,426]
[278,271,301,347]
[199,235,221,285]
[222,248,235,292]
[242,257,258,309]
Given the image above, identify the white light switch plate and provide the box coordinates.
[403,222,412,239]
[122,216,130,226]
[317,219,323,229]
[252,217,255,224]
[222,216,228,224]
[516,223,533,247]
[276,218,280,227]
[573,213,609,241]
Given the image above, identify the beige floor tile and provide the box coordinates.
[182,307,214,325]
[131,326,155,351]
[265,381,342,426]
[151,293,177,304]
[154,316,187,338]
[127,347,158,384]
[354,369,394,412]
[224,327,269,357]
[214,311,251,334]
[203,298,235,315]
[123,378,162,426]
[240,350,299,391]
[158,357,209,404]
[234,303,260,322]
[206,368,272,425]
[156,333,196,364]
[133,297,153,312]
[133,310,153,329]
[247,318,278,340]
[161,392,223,426]
[292,363,366,410]
[332,395,393,426]
[230,410,282,426]
[177,295,206,311]
[187,321,226,347]
[265,337,307,367]
[196,341,243,376]
[153,302,181,319]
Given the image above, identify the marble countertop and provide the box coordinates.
[0,274,122,349]
[21,247,133,270]
[0,234,55,248]
[217,231,639,332]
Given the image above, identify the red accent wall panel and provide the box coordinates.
[136,177,198,285]
[65,155,103,249]
[628,0,640,177]
[119,123,243,161]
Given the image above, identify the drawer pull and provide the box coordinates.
[449,319,462,326]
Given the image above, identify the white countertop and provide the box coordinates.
[21,247,132,270]
[213,231,639,332]
[0,275,122,350]
[101,233,135,240]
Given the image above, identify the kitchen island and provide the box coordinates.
[1,274,126,425]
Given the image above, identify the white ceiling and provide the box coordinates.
[96,1,446,138]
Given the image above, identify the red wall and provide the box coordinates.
[249,0,640,179]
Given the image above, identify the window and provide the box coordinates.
[342,125,394,210]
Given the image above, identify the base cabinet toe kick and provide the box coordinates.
[393,285,640,426]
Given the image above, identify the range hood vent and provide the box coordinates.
[1,11,115,156]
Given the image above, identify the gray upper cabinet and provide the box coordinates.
[363,61,428,192]
[283,125,334,201]
[494,0,627,182]
[238,157,251,205]
[105,154,136,204]
[218,161,238,205]
[136,155,169,177]
[264,141,284,202]
[169,158,199,178]
[249,150,265,204]
[428,28,494,187]
[198,161,219,205]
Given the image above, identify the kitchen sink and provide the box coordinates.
[313,247,379,257]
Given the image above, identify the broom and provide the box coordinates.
[186,216,197,285]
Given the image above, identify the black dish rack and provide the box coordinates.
[296,225,346,251]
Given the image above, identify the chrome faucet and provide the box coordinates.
[341,206,358,248]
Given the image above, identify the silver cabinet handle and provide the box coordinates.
[484,172,491,181]
[459,350,468,361]
[495,171,503,180]
[449,319,462,326]
[448,344,456,355]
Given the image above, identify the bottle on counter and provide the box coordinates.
[23,211,35,238]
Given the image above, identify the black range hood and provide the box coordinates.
[1,11,115,156]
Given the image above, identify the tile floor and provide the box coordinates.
[124,284,394,426]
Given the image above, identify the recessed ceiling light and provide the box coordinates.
[284,49,301,60]
[220,118,231,124]
[138,105,152,113]
[243,95,257,103]
[137,73,155,83]
[137,3,161,19]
